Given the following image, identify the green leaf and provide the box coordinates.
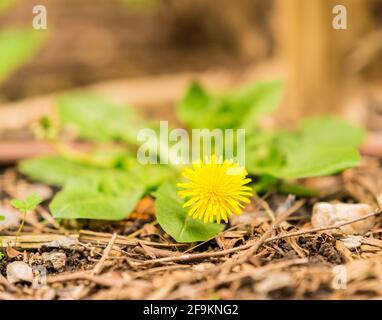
[57,93,151,144]
[246,117,365,179]
[232,81,283,131]
[0,215,5,221]
[128,161,177,191]
[177,80,283,130]
[278,117,364,178]
[296,117,364,148]
[277,181,319,197]
[0,28,47,83]
[50,174,143,220]
[19,155,175,192]
[245,130,286,177]
[177,83,210,129]
[10,193,43,213]
[252,175,278,193]
[19,156,101,187]
[155,182,225,243]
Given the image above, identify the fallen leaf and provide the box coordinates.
[6,246,22,258]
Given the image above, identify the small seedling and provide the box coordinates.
[32,115,60,141]
[0,215,4,256]
[10,193,43,237]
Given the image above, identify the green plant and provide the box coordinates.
[10,193,43,236]
[178,81,282,130]
[178,82,364,180]
[17,80,365,242]
[155,183,225,242]
[19,93,175,221]
[50,174,143,220]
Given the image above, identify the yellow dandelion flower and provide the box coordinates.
[177,155,252,224]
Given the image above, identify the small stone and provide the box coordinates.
[0,207,20,229]
[256,272,294,294]
[42,252,67,271]
[192,263,215,272]
[6,261,34,284]
[341,235,363,249]
[311,202,375,235]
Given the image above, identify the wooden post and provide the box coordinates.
[275,0,372,123]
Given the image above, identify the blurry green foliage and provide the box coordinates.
[177,81,283,130]
[0,0,18,13]
[10,193,43,214]
[19,156,104,187]
[0,29,47,84]
[57,93,151,145]
[50,174,143,220]
[245,117,364,179]
[178,82,364,179]
[19,79,365,230]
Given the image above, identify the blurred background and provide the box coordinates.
[0,0,382,134]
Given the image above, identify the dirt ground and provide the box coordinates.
[1,155,382,300]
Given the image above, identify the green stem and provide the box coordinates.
[15,210,27,245]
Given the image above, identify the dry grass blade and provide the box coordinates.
[92,233,118,275]
[0,234,79,249]
[264,210,382,243]
[137,200,305,266]
[79,230,187,248]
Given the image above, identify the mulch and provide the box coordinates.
[1,156,382,300]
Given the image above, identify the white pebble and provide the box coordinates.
[0,207,20,229]
[311,202,375,235]
[340,235,363,249]
[6,261,34,284]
